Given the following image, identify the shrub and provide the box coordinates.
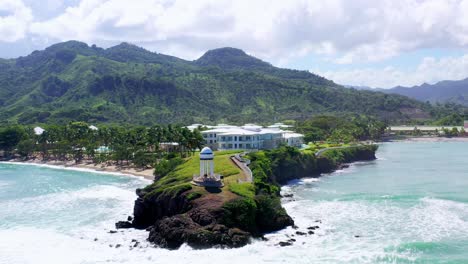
[222,198,257,232]
[154,157,184,179]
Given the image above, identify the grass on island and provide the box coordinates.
[228,182,255,198]
[144,150,254,200]
[301,142,356,154]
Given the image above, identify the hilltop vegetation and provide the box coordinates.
[0,41,458,125]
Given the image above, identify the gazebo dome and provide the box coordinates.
[200,147,214,160]
[200,147,213,155]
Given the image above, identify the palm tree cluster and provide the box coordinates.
[0,122,205,168]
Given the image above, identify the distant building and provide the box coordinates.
[34,127,45,135]
[465,120,468,129]
[195,123,304,150]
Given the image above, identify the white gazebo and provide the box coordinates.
[192,147,223,187]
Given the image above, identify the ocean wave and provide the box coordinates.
[0,161,152,183]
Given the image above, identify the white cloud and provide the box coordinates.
[0,0,32,42]
[4,0,468,87]
[24,0,468,62]
[314,54,468,88]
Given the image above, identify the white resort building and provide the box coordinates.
[189,123,304,151]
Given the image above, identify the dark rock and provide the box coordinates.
[354,235,361,238]
[307,225,319,230]
[115,221,133,229]
[109,244,113,247]
[308,231,314,235]
[292,225,299,230]
[131,239,137,243]
[283,193,294,198]
[296,231,307,236]
[315,220,322,223]
[132,188,192,229]
[189,209,215,226]
[109,230,117,234]
[94,238,98,241]
[288,238,296,242]
[278,241,293,247]
[148,212,251,249]
[115,244,121,248]
[127,216,133,221]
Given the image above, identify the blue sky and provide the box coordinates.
[2,0,468,88]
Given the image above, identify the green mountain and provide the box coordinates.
[381,78,468,106]
[0,41,457,125]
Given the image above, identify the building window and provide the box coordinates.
[221,136,226,141]
[246,143,251,148]
[228,144,233,148]
[234,136,237,141]
[234,143,237,148]
[222,144,226,148]
[203,134,207,138]
[239,143,243,148]
[209,140,213,143]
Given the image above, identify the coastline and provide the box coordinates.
[0,159,155,181]
[389,136,468,142]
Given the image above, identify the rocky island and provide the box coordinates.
[117,144,378,249]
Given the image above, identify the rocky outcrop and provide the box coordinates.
[120,145,378,250]
[126,190,293,249]
[147,210,251,249]
[132,188,193,229]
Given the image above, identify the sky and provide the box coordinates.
[1,0,468,88]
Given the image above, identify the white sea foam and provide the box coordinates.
[0,161,152,183]
[2,142,468,264]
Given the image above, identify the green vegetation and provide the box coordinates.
[142,150,246,200]
[222,197,257,232]
[296,115,387,144]
[0,41,461,126]
[249,144,377,190]
[0,122,204,169]
[229,182,255,198]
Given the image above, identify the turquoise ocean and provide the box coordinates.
[0,141,467,263]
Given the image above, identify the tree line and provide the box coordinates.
[295,115,387,144]
[0,122,204,169]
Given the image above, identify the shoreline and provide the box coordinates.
[387,136,468,142]
[0,159,155,181]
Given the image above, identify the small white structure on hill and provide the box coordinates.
[34,127,45,135]
[199,147,214,177]
[192,147,223,187]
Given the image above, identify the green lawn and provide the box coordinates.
[302,142,354,154]
[144,150,253,200]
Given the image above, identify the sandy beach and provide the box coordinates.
[1,159,155,181]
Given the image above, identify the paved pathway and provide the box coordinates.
[230,153,253,183]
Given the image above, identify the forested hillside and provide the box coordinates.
[0,41,459,125]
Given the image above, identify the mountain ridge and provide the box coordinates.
[354,78,468,106]
[0,41,460,125]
